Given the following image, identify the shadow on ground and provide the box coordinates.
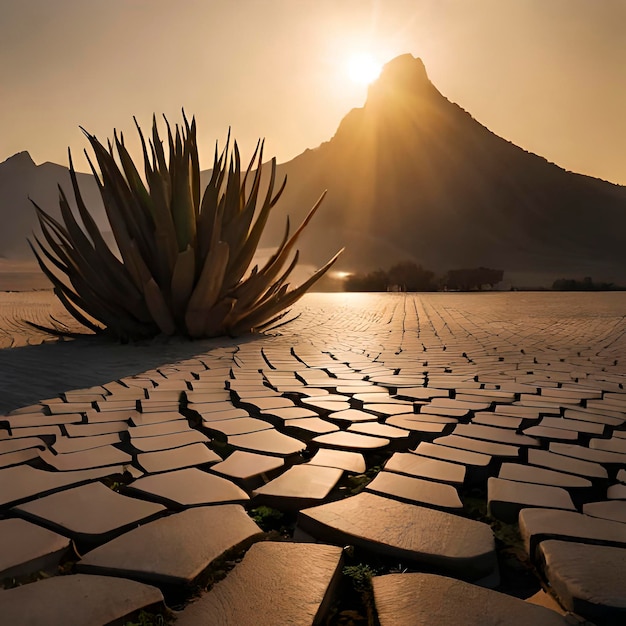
[0,333,263,414]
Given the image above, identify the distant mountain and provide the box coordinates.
[2,54,625,286]
[261,54,626,285]
[0,151,107,258]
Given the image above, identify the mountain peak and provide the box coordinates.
[379,54,429,84]
[331,54,438,142]
[1,151,36,169]
[366,54,434,104]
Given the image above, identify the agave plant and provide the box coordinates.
[28,114,342,340]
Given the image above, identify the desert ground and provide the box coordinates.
[1,288,625,624]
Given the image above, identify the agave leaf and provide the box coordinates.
[33,199,73,244]
[223,158,287,291]
[183,111,201,215]
[221,142,265,283]
[185,241,230,337]
[197,133,230,259]
[164,118,176,170]
[34,218,102,305]
[82,162,144,288]
[135,140,178,278]
[229,192,326,313]
[47,250,144,337]
[24,319,87,338]
[114,131,152,218]
[56,186,96,259]
[224,215,290,313]
[29,239,83,305]
[83,130,158,271]
[170,245,195,326]
[202,297,237,338]
[152,115,170,180]
[53,189,149,320]
[236,250,298,320]
[240,139,262,195]
[113,131,172,286]
[249,251,300,310]
[222,143,242,228]
[197,192,226,277]
[228,248,343,335]
[67,150,142,298]
[39,225,117,313]
[29,222,127,322]
[264,191,327,268]
[48,286,103,334]
[32,211,73,271]
[254,309,297,332]
[34,203,133,318]
[126,240,155,288]
[30,238,143,338]
[143,278,176,335]
[169,131,197,252]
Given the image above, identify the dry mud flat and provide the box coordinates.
[0,290,83,349]
[1,291,626,625]
[0,260,51,294]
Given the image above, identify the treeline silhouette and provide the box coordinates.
[344,261,504,292]
[552,277,624,291]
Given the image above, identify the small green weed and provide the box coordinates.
[342,563,378,593]
[339,563,379,626]
[343,465,382,496]
[124,609,167,626]
[249,506,284,530]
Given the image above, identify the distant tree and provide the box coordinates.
[345,269,389,292]
[445,267,504,291]
[552,277,618,291]
[552,278,578,291]
[387,261,436,291]
[344,261,437,292]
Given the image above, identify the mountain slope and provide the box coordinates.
[0,151,106,258]
[263,54,626,284]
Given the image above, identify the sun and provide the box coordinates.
[346,52,382,85]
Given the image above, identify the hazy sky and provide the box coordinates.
[2,0,626,184]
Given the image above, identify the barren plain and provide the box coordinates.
[1,290,625,624]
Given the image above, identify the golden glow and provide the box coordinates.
[332,270,352,280]
[346,52,382,85]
